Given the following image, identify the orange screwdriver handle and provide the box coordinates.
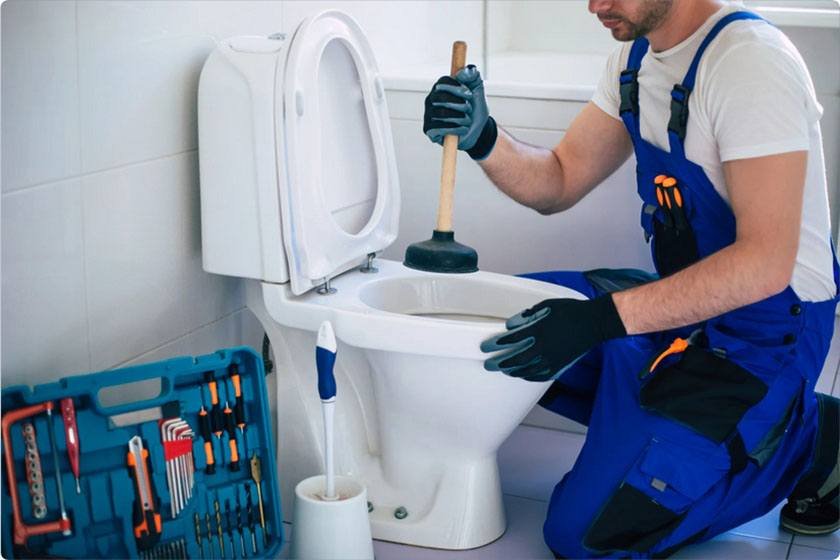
[231,365,246,429]
[2,401,73,546]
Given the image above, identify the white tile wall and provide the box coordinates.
[2,0,838,435]
[487,0,616,57]
[279,1,484,77]
[1,1,286,387]
[76,0,285,173]
[1,179,90,382]
[81,152,242,371]
[1,1,81,192]
[381,95,650,275]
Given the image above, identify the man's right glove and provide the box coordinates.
[481,296,627,382]
[423,65,498,161]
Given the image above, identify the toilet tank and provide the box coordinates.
[198,36,290,283]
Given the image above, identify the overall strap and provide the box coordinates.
[668,11,766,157]
[619,38,650,141]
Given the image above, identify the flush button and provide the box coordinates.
[790,304,801,316]
[783,333,796,345]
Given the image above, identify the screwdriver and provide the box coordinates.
[198,406,216,474]
[59,398,82,494]
[230,364,246,436]
[204,371,224,441]
[250,454,268,546]
[224,401,240,471]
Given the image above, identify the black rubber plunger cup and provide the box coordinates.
[403,40,478,274]
[404,230,478,273]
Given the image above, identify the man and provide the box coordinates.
[423,0,839,557]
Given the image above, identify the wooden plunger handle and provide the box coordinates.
[436,41,467,232]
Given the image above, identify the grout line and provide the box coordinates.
[728,529,793,546]
[503,491,549,505]
[108,306,247,369]
[2,149,198,197]
[74,0,94,372]
[388,115,569,134]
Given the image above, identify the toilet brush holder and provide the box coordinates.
[290,475,374,560]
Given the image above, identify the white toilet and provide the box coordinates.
[198,10,585,550]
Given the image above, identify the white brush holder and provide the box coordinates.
[290,475,374,560]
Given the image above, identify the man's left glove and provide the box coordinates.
[481,296,626,382]
[423,64,498,160]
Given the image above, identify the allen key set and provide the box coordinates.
[1,348,282,559]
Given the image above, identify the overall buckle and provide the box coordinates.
[668,84,691,140]
[619,69,640,115]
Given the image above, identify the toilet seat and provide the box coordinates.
[259,259,587,360]
[278,11,400,295]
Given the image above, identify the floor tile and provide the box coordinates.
[371,495,554,559]
[816,315,840,395]
[498,425,584,502]
[788,543,840,559]
[792,531,840,553]
[673,532,791,559]
[277,522,292,559]
[730,502,793,544]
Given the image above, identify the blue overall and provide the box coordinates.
[526,12,840,558]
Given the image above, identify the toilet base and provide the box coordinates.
[246,278,539,550]
[366,455,507,550]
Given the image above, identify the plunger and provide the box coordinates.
[403,40,478,274]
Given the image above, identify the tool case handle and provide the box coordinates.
[61,357,198,416]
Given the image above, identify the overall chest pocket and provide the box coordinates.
[652,211,700,277]
[639,345,769,444]
[583,437,730,554]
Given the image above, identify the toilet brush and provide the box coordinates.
[316,320,338,501]
[291,319,373,559]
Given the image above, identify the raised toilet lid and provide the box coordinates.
[278,11,400,296]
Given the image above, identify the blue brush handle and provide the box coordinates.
[316,348,336,401]
[316,321,337,401]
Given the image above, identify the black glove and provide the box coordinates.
[422,65,497,160]
[481,296,626,382]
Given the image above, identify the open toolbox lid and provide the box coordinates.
[1,347,282,559]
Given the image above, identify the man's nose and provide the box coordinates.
[589,0,614,14]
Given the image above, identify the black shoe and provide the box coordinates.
[780,486,839,536]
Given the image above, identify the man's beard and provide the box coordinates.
[609,0,673,41]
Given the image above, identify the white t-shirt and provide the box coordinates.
[591,3,835,302]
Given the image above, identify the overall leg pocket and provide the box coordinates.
[639,345,769,444]
[583,438,730,555]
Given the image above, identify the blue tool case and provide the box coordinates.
[1,346,282,559]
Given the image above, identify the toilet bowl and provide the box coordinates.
[198,10,586,549]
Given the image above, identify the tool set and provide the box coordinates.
[1,347,282,559]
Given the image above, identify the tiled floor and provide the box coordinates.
[276,317,840,559]
[276,423,839,560]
